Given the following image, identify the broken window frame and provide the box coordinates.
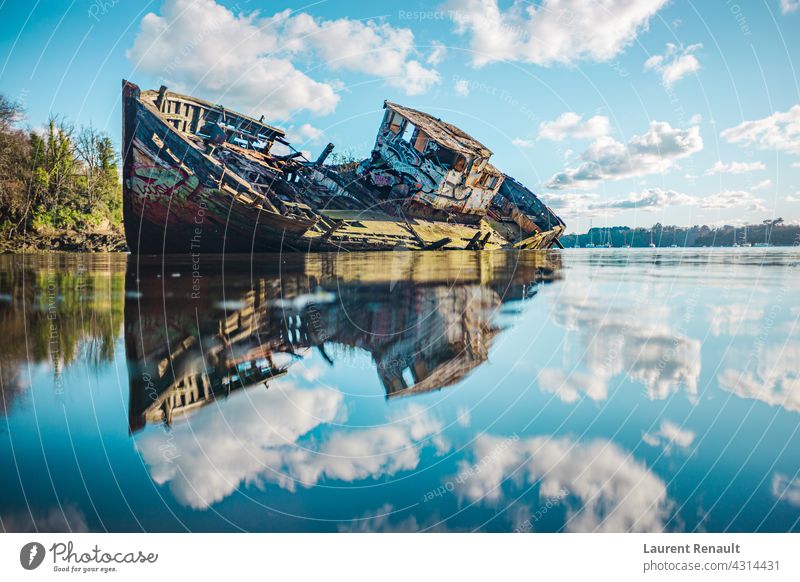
[401,122,416,143]
[428,146,467,172]
[387,111,405,134]
[413,130,429,153]
[481,174,499,189]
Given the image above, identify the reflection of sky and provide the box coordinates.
[1,250,799,532]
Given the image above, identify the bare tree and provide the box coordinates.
[76,125,102,209]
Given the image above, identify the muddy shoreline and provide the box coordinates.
[0,229,128,253]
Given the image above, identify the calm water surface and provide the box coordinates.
[1,249,799,532]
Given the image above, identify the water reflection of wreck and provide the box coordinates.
[126,252,561,432]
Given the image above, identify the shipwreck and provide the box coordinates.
[121,81,564,253]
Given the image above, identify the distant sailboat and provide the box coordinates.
[586,220,596,248]
[741,225,752,247]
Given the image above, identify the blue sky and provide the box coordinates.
[1,0,799,231]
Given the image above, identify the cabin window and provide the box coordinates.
[387,111,404,134]
[413,131,429,153]
[483,174,499,189]
[428,147,465,171]
[401,122,415,143]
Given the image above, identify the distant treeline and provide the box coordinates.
[0,94,122,242]
[561,221,799,248]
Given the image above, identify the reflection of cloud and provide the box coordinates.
[338,503,459,532]
[539,368,607,403]
[642,420,695,454]
[137,384,443,508]
[707,304,764,336]
[457,435,672,532]
[718,344,800,413]
[137,381,343,508]
[771,473,800,507]
[1,504,89,533]
[546,295,701,401]
[278,405,446,491]
[456,406,471,427]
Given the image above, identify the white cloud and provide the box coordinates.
[454,78,470,97]
[538,112,611,141]
[128,0,339,119]
[397,60,442,95]
[592,188,695,211]
[751,179,772,191]
[689,113,703,125]
[787,192,800,202]
[540,192,601,217]
[780,0,800,15]
[642,420,695,454]
[720,105,800,154]
[456,434,673,532]
[427,41,447,65]
[285,13,440,96]
[447,0,668,67]
[512,137,535,148]
[282,123,325,146]
[771,473,800,507]
[546,121,703,189]
[704,160,766,175]
[644,43,702,87]
[136,383,445,509]
[699,190,768,212]
[542,188,693,218]
[545,186,767,218]
[128,0,439,120]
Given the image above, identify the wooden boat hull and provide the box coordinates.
[122,81,564,254]
[122,82,317,253]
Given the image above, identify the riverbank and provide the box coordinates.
[0,228,127,253]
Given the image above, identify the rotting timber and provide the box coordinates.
[121,81,565,253]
